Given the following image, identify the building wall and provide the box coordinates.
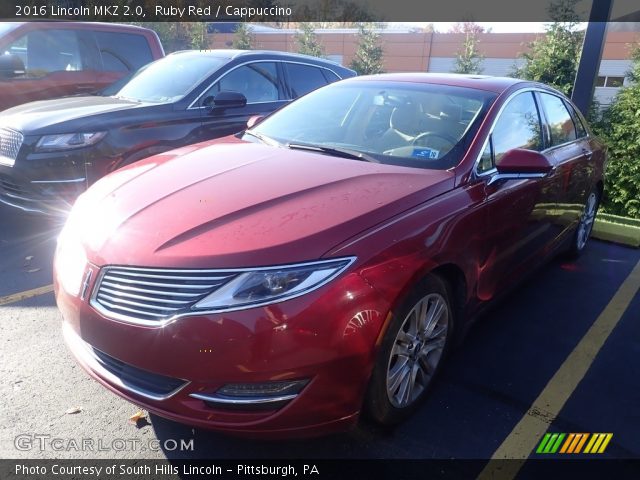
[428,57,526,76]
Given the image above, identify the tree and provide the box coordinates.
[232,23,255,50]
[350,23,384,75]
[596,45,640,218]
[126,23,208,52]
[451,22,485,74]
[512,0,583,96]
[296,23,325,57]
[295,0,374,24]
[448,22,487,35]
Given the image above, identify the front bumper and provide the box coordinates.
[0,170,86,215]
[56,266,391,438]
[0,139,114,215]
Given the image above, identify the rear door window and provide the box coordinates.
[5,29,85,77]
[563,100,588,139]
[284,63,330,97]
[94,31,154,72]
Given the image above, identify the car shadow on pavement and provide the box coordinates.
[151,413,397,460]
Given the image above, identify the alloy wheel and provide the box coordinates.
[576,192,598,251]
[386,293,449,408]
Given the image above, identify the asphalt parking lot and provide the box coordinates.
[1,202,639,466]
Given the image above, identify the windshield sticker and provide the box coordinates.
[412,148,440,159]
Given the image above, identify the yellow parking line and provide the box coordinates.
[478,258,640,479]
[0,284,54,306]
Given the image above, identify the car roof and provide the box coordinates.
[5,21,157,35]
[169,49,346,66]
[346,73,531,94]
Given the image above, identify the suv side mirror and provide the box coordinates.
[0,54,25,79]
[212,91,247,109]
[489,148,553,185]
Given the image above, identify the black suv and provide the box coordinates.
[0,49,355,214]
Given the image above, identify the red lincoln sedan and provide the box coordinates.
[54,74,606,437]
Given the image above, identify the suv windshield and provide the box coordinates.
[115,53,227,103]
[248,80,496,169]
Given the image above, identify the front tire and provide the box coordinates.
[365,274,454,426]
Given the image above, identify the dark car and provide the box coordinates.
[55,74,605,438]
[0,21,164,111]
[0,49,355,214]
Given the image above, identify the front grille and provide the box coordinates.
[0,128,23,167]
[91,347,187,399]
[92,266,237,324]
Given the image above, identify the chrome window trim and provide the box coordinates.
[473,87,591,179]
[90,257,357,328]
[31,178,86,184]
[187,59,346,110]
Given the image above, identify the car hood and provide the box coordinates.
[0,96,152,133]
[71,142,455,268]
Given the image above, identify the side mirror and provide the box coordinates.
[489,148,553,185]
[0,54,25,79]
[247,115,264,129]
[212,91,247,109]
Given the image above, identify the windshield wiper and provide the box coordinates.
[243,130,280,146]
[286,143,379,163]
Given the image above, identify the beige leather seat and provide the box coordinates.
[375,102,422,152]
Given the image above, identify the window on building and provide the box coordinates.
[596,76,625,88]
[605,76,624,87]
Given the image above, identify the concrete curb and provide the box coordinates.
[593,213,640,248]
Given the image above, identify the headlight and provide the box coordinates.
[55,230,87,297]
[36,132,106,152]
[193,257,356,311]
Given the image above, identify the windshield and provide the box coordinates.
[115,53,227,103]
[248,80,497,170]
[0,23,19,40]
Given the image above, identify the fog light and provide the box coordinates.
[218,380,308,397]
[190,379,309,411]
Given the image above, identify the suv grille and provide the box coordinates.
[92,266,236,324]
[0,128,23,167]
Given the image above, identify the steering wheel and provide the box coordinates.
[412,132,457,150]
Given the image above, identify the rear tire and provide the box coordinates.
[567,188,600,258]
[364,274,454,426]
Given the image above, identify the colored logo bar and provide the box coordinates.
[536,433,613,454]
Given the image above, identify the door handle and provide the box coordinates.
[582,148,593,160]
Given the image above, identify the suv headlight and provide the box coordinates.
[36,132,106,152]
[193,257,356,311]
